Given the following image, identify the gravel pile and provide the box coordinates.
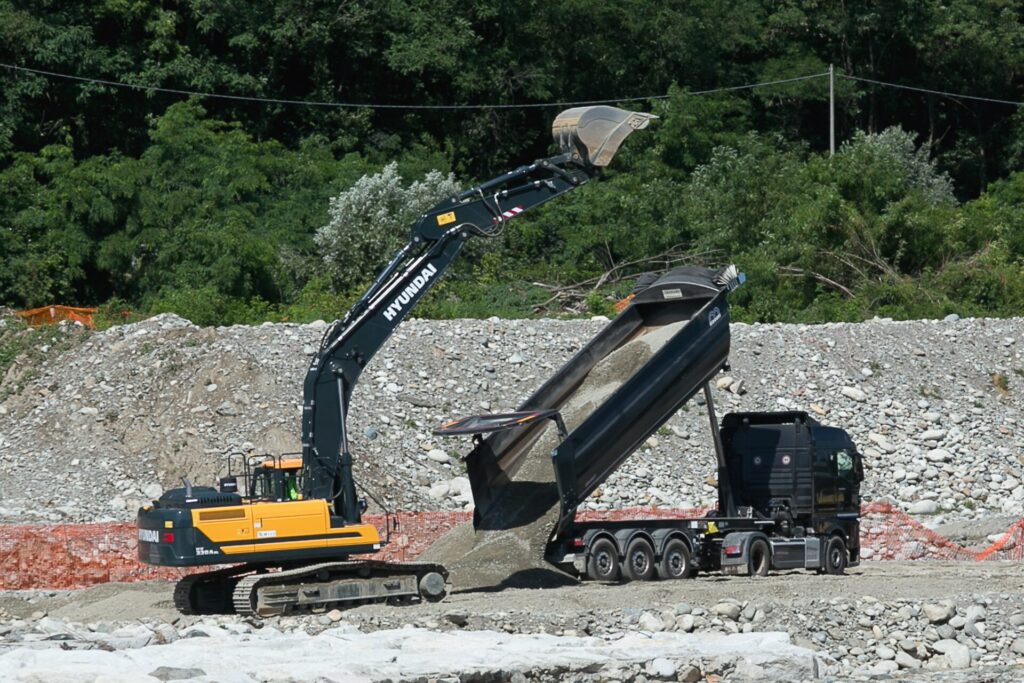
[1,312,1023,526]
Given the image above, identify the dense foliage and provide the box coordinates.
[2,1,1024,325]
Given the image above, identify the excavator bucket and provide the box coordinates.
[552,106,657,167]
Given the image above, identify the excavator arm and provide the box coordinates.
[301,106,656,523]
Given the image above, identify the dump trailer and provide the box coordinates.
[438,266,864,581]
[136,105,656,616]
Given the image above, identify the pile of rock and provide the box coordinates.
[1,313,1023,526]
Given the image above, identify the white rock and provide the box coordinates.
[646,657,677,678]
[841,386,867,402]
[427,483,450,500]
[637,612,665,632]
[922,603,955,624]
[426,449,450,464]
[908,500,938,515]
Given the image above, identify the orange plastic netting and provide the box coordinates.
[0,505,1020,590]
[15,305,96,329]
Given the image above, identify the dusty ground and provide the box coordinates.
[2,561,1021,624]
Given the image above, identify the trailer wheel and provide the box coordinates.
[748,538,770,577]
[586,538,621,582]
[623,538,657,582]
[658,539,693,580]
[823,536,847,575]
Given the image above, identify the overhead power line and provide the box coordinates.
[4,61,1020,111]
[0,61,827,111]
[840,74,1024,107]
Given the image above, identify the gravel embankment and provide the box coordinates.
[0,313,1022,526]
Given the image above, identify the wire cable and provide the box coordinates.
[841,73,1024,107]
[0,61,828,111]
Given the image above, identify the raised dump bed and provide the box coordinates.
[457,265,744,535]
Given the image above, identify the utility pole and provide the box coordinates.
[829,64,835,157]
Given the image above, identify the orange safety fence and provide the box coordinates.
[1,504,1021,590]
[15,305,96,329]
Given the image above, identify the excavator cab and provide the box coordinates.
[245,456,304,502]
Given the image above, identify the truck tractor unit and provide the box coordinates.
[437,265,864,582]
[137,105,657,616]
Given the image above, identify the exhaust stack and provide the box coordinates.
[552,105,657,167]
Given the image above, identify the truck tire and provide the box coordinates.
[623,538,657,582]
[748,538,770,577]
[823,536,847,575]
[586,538,621,582]
[658,539,693,580]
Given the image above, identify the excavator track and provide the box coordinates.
[231,560,449,617]
[173,565,255,615]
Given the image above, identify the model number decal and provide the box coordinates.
[257,530,277,538]
[662,288,683,300]
[138,529,159,543]
[196,547,220,556]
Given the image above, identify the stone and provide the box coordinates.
[637,612,665,632]
[673,602,692,615]
[1011,638,1024,656]
[427,483,450,499]
[327,609,343,623]
[964,605,986,622]
[923,603,956,624]
[926,448,952,462]
[150,623,178,644]
[149,667,207,681]
[908,500,938,515]
[841,386,867,402]
[676,614,695,632]
[444,612,469,627]
[426,449,450,464]
[678,665,701,683]
[645,658,676,678]
[876,646,896,660]
[711,602,741,620]
[894,651,921,669]
[215,401,237,416]
[933,639,972,669]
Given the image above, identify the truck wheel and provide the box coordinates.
[748,538,770,577]
[586,538,621,582]
[658,539,693,580]
[624,538,657,582]
[823,536,847,575]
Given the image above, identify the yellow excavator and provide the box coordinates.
[136,105,655,616]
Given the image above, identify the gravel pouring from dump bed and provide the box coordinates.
[419,323,686,590]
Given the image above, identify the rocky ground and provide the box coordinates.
[1,562,1023,681]
[1,313,1023,526]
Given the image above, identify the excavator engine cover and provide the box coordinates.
[552,106,657,167]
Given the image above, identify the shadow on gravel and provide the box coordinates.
[451,567,578,594]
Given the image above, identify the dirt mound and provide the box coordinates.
[420,322,685,590]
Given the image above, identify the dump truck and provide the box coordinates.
[437,266,864,580]
[136,105,656,616]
